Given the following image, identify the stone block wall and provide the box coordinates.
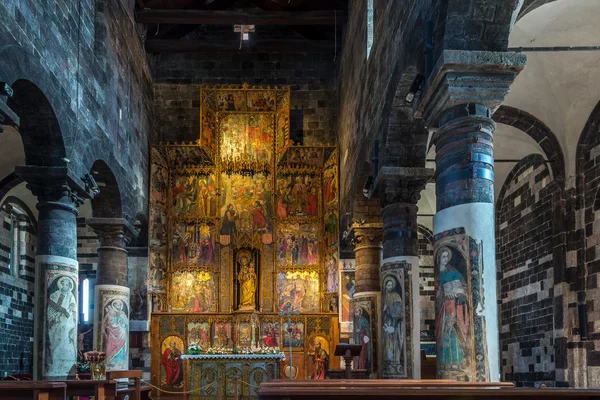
[418,226,435,343]
[151,52,337,146]
[496,158,558,387]
[0,0,152,219]
[0,202,36,375]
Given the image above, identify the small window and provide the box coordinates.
[366,0,374,59]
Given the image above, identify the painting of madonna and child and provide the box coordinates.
[434,244,473,380]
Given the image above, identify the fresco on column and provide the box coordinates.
[170,270,217,312]
[44,263,78,378]
[277,271,320,312]
[353,296,377,375]
[220,173,273,245]
[380,263,412,379]
[94,285,130,371]
[339,259,356,334]
[161,336,184,389]
[433,228,487,382]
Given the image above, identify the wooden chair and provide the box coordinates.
[106,370,151,400]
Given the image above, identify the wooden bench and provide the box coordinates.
[0,381,66,400]
[59,380,118,399]
[258,380,600,400]
[106,370,151,400]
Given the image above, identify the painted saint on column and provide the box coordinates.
[435,246,469,374]
[104,299,129,366]
[382,276,404,375]
[311,339,329,379]
[46,276,77,376]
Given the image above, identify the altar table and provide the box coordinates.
[182,353,284,400]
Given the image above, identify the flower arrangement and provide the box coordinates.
[184,342,203,355]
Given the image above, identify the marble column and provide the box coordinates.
[415,50,525,382]
[375,168,433,379]
[87,217,132,371]
[351,223,382,378]
[16,166,92,380]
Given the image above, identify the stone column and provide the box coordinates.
[87,217,132,371]
[16,166,92,380]
[375,168,433,379]
[351,223,382,378]
[415,50,526,382]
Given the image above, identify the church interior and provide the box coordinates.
[1,0,600,398]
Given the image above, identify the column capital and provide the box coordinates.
[415,50,526,126]
[86,217,135,248]
[15,166,96,213]
[350,223,383,251]
[372,166,434,209]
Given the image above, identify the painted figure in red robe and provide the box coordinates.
[162,340,183,387]
[312,341,329,379]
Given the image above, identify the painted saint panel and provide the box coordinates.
[325,251,339,293]
[149,247,167,292]
[247,90,276,111]
[161,336,184,389]
[171,174,218,218]
[172,223,217,268]
[353,296,377,375]
[283,321,304,348]
[275,174,320,218]
[212,321,232,347]
[200,90,218,155]
[324,210,338,248]
[307,336,329,380]
[323,161,338,207]
[433,228,487,382]
[44,264,78,378]
[275,90,290,154]
[339,260,356,330]
[220,173,273,244]
[260,322,280,348]
[188,322,212,350]
[150,147,168,248]
[277,271,320,312]
[276,223,319,267]
[238,321,253,347]
[170,270,217,312]
[94,285,130,371]
[220,113,274,164]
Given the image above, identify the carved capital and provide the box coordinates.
[15,166,95,213]
[415,50,526,126]
[372,166,433,208]
[86,217,135,248]
[350,223,383,251]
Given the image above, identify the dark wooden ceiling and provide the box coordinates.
[136,0,348,53]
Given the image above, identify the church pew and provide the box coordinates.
[0,381,66,400]
[56,379,117,399]
[106,370,152,400]
[258,380,600,400]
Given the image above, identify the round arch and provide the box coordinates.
[90,160,123,219]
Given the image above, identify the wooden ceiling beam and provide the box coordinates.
[136,9,347,25]
[145,39,336,53]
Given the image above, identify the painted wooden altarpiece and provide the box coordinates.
[149,84,339,392]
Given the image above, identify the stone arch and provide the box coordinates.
[0,44,71,167]
[90,160,123,219]
[379,67,428,170]
[0,195,37,231]
[494,105,566,184]
[575,100,600,176]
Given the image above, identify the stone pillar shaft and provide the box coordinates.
[351,224,382,377]
[87,218,131,371]
[415,49,526,382]
[16,166,90,380]
[377,171,432,380]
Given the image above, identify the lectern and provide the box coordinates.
[334,344,363,379]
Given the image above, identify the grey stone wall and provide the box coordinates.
[0,203,36,375]
[0,0,152,219]
[496,157,559,387]
[151,52,337,145]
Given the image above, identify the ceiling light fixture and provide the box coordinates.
[234,25,255,49]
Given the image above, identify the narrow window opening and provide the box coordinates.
[82,278,90,323]
[366,0,374,59]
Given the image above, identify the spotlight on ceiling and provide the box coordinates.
[405,74,425,105]
[234,24,255,42]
